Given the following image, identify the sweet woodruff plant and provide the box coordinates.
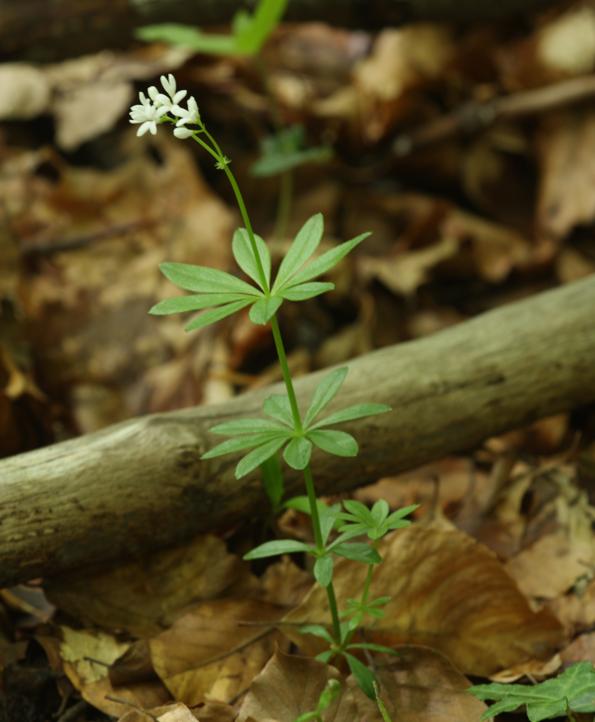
[131,75,417,698]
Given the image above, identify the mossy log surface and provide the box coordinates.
[1,275,594,587]
[2,0,557,62]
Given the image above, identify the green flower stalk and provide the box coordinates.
[132,74,416,698]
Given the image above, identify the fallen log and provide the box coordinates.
[1,275,594,588]
[3,0,558,63]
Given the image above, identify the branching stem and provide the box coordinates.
[202,128,344,647]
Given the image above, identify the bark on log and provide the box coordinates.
[1,275,594,588]
[3,0,558,63]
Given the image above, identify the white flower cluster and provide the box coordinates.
[129,74,201,138]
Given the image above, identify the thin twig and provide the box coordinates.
[394,74,595,155]
[55,699,88,722]
[104,695,159,721]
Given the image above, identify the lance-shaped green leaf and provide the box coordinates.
[371,499,390,525]
[208,418,287,436]
[236,435,290,478]
[299,624,334,644]
[347,642,398,656]
[244,538,311,560]
[273,213,324,292]
[235,0,287,54]
[283,436,312,470]
[184,299,252,331]
[344,653,376,700]
[313,555,333,587]
[159,262,259,295]
[341,500,375,526]
[385,504,419,529]
[232,228,271,290]
[260,452,284,510]
[263,394,294,427]
[312,403,391,429]
[249,295,283,325]
[319,503,342,545]
[469,661,595,722]
[202,430,288,459]
[308,429,358,458]
[149,292,251,315]
[136,24,237,54]
[303,367,348,427]
[332,542,381,565]
[283,232,370,288]
[284,495,329,518]
[280,282,334,301]
[251,125,332,178]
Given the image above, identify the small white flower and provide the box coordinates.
[173,126,194,139]
[174,96,201,128]
[147,85,169,108]
[129,91,165,137]
[157,73,187,115]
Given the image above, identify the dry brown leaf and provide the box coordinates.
[157,703,201,722]
[538,6,595,77]
[237,650,350,722]
[556,247,595,283]
[60,626,129,685]
[0,64,50,118]
[47,534,256,636]
[560,631,595,665]
[548,578,595,635]
[83,677,172,718]
[7,135,234,430]
[503,465,595,600]
[149,599,286,706]
[488,654,561,683]
[238,646,488,722]
[285,523,564,675]
[352,646,489,722]
[260,556,312,609]
[441,209,531,282]
[361,236,459,296]
[353,27,455,141]
[537,111,595,241]
[118,703,201,722]
[55,626,170,716]
[0,46,191,147]
[505,529,594,600]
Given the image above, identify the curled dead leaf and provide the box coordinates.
[149,599,286,706]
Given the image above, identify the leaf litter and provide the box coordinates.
[1,2,595,721]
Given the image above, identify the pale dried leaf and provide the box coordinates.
[538,6,595,75]
[0,64,50,118]
[537,112,595,240]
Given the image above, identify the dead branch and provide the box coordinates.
[2,0,558,63]
[393,75,595,156]
[1,275,594,588]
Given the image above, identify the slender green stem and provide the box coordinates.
[223,165,270,293]
[343,544,378,647]
[191,134,221,164]
[269,315,302,431]
[271,317,342,644]
[374,683,393,722]
[199,122,343,648]
[188,124,270,293]
[360,562,375,606]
